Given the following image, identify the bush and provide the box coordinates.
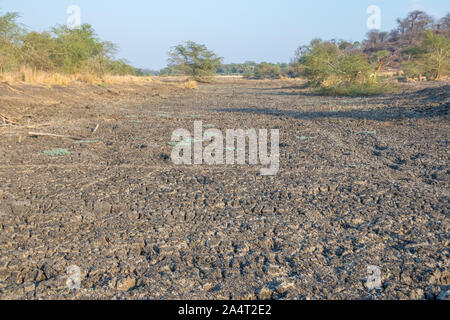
[315,82,395,97]
[286,63,302,78]
[0,10,139,77]
[402,30,450,80]
[295,39,394,96]
[168,41,223,80]
[0,11,23,72]
[244,62,281,79]
[298,39,373,86]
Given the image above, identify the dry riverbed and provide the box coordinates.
[0,78,449,300]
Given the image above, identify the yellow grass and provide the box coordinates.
[101,74,153,85]
[0,67,153,86]
[0,67,73,85]
[179,80,198,89]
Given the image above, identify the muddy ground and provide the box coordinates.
[0,79,448,300]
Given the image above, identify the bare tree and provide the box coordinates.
[395,11,434,46]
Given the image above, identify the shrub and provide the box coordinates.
[297,39,373,86]
[295,39,394,95]
[244,62,282,79]
[0,10,139,78]
[168,41,223,80]
[402,30,450,80]
[0,11,23,72]
[286,63,302,78]
[315,82,395,97]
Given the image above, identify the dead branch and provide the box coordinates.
[28,131,86,141]
[0,113,19,125]
[92,123,100,134]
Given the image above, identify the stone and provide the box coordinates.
[116,277,136,292]
[23,282,35,293]
[93,201,112,216]
[202,283,214,291]
[277,281,295,294]
[437,290,449,300]
[257,287,272,300]
[409,288,424,299]
[267,265,282,277]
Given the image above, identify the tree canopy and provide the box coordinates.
[168,41,223,80]
[0,10,139,76]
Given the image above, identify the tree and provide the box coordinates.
[295,39,351,86]
[51,24,106,73]
[0,11,24,71]
[395,11,434,47]
[0,9,139,78]
[168,41,222,80]
[293,39,391,96]
[245,62,281,79]
[21,31,57,71]
[403,30,450,80]
[437,13,450,36]
[363,30,389,52]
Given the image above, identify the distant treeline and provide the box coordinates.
[213,11,450,81]
[0,11,141,76]
[2,9,448,84]
[216,62,289,77]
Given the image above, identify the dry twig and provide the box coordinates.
[28,131,86,141]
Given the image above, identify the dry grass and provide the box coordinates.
[179,80,198,89]
[0,67,154,86]
[101,74,153,85]
[0,68,72,85]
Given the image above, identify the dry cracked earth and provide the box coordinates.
[0,79,449,300]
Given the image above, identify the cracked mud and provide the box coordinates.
[0,79,449,300]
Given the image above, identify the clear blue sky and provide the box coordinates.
[1,0,448,70]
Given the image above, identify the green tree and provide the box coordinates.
[403,30,450,80]
[168,41,222,80]
[105,59,139,75]
[21,31,57,71]
[295,39,391,96]
[0,11,24,71]
[0,10,139,78]
[51,24,108,73]
[245,62,282,79]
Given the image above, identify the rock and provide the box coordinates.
[430,269,449,285]
[93,201,112,216]
[0,203,12,216]
[202,283,214,291]
[23,282,35,293]
[234,291,255,300]
[257,287,272,300]
[437,290,449,300]
[409,288,424,299]
[400,272,411,283]
[0,259,9,271]
[159,153,170,161]
[277,281,295,294]
[214,201,226,209]
[0,270,9,282]
[35,270,46,282]
[116,277,136,292]
[128,211,140,220]
[267,265,282,277]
